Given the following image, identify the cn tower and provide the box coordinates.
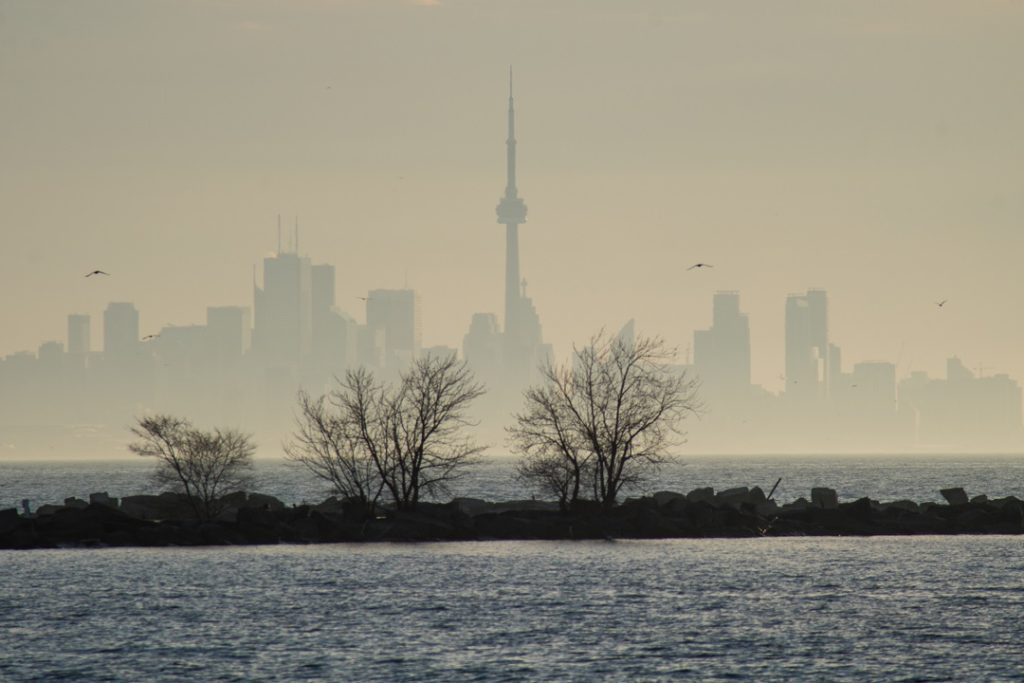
[495,68,528,341]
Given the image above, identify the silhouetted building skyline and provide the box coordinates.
[67,314,91,357]
[694,291,751,399]
[785,289,829,402]
[103,302,139,360]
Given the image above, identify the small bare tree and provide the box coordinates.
[510,332,700,509]
[286,391,384,514]
[295,354,486,511]
[128,414,256,521]
[510,380,592,512]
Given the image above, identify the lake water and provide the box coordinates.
[2,537,1023,681]
[3,454,1024,511]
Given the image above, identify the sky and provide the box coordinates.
[1,0,1022,393]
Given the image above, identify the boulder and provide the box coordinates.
[35,504,64,516]
[245,493,285,511]
[881,500,919,513]
[717,487,750,507]
[453,497,492,516]
[652,491,686,507]
[811,487,839,509]
[63,497,89,510]
[89,492,118,508]
[686,487,716,504]
[970,495,989,505]
[0,508,20,533]
[490,500,560,514]
[748,487,767,506]
[940,488,969,506]
[120,492,193,520]
[782,497,809,511]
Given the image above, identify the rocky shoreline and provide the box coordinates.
[2,485,1023,549]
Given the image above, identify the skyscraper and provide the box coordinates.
[785,289,829,401]
[495,70,547,379]
[67,314,91,356]
[253,245,312,369]
[206,306,251,362]
[366,289,420,369]
[103,302,139,360]
[693,291,751,396]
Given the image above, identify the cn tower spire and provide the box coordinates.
[496,68,528,338]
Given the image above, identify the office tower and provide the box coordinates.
[103,302,139,359]
[785,289,829,400]
[693,292,751,396]
[494,71,547,379]
[253,244,312,369]
[67,314,91,356]
[206,306,252,362]
[366,289,420,369]
[463,313,502,379]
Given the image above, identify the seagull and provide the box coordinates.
[85,270,109,277]
[687,263,713,270]
[935,299,948,308]
[356,296,375,302]
[142,334,160,341]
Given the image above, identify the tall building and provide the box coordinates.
[463,312,502,380]
[67,314,91,356]
[103,302,139,359]
[785,289,829,401]
[206,306,251,362]
[693,292,751,397]
[253,245,312,369]
[366,289,420,369]
[495,70,547,379]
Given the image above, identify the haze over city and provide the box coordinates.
[2,1,1022,456]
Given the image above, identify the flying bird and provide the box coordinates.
[85,270,109,277]
[687,263,713,270]
[142,334,160,341]
[935,299,948,308]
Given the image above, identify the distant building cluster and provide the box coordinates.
[1,80,1020,456]
[687,290,1023,452]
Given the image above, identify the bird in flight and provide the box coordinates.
[142,334,160,341]
[356,296,376,302]
[85,270,109,277]
[687,263,713,270]
[935,299,948,308]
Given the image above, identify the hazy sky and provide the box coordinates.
[2,0,1022,392]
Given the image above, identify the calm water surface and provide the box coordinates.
[2,537,1023,681]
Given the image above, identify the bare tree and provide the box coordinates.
[128,414,256,521]
[510,332,700,509]
[298,354,486,511]
[510,380,592,512]
[285,390,384,514]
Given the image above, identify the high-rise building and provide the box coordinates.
[206,306,251,362]
[494,71,547,380]
[253,247,312,369]
[693,292,751,397]
[785,289,829,401]
[366,289,420,369]
[67,314,91,356]
[463,313,502,380]
[103,302,139,359]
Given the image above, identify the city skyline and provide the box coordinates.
[2,2,1022,407]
